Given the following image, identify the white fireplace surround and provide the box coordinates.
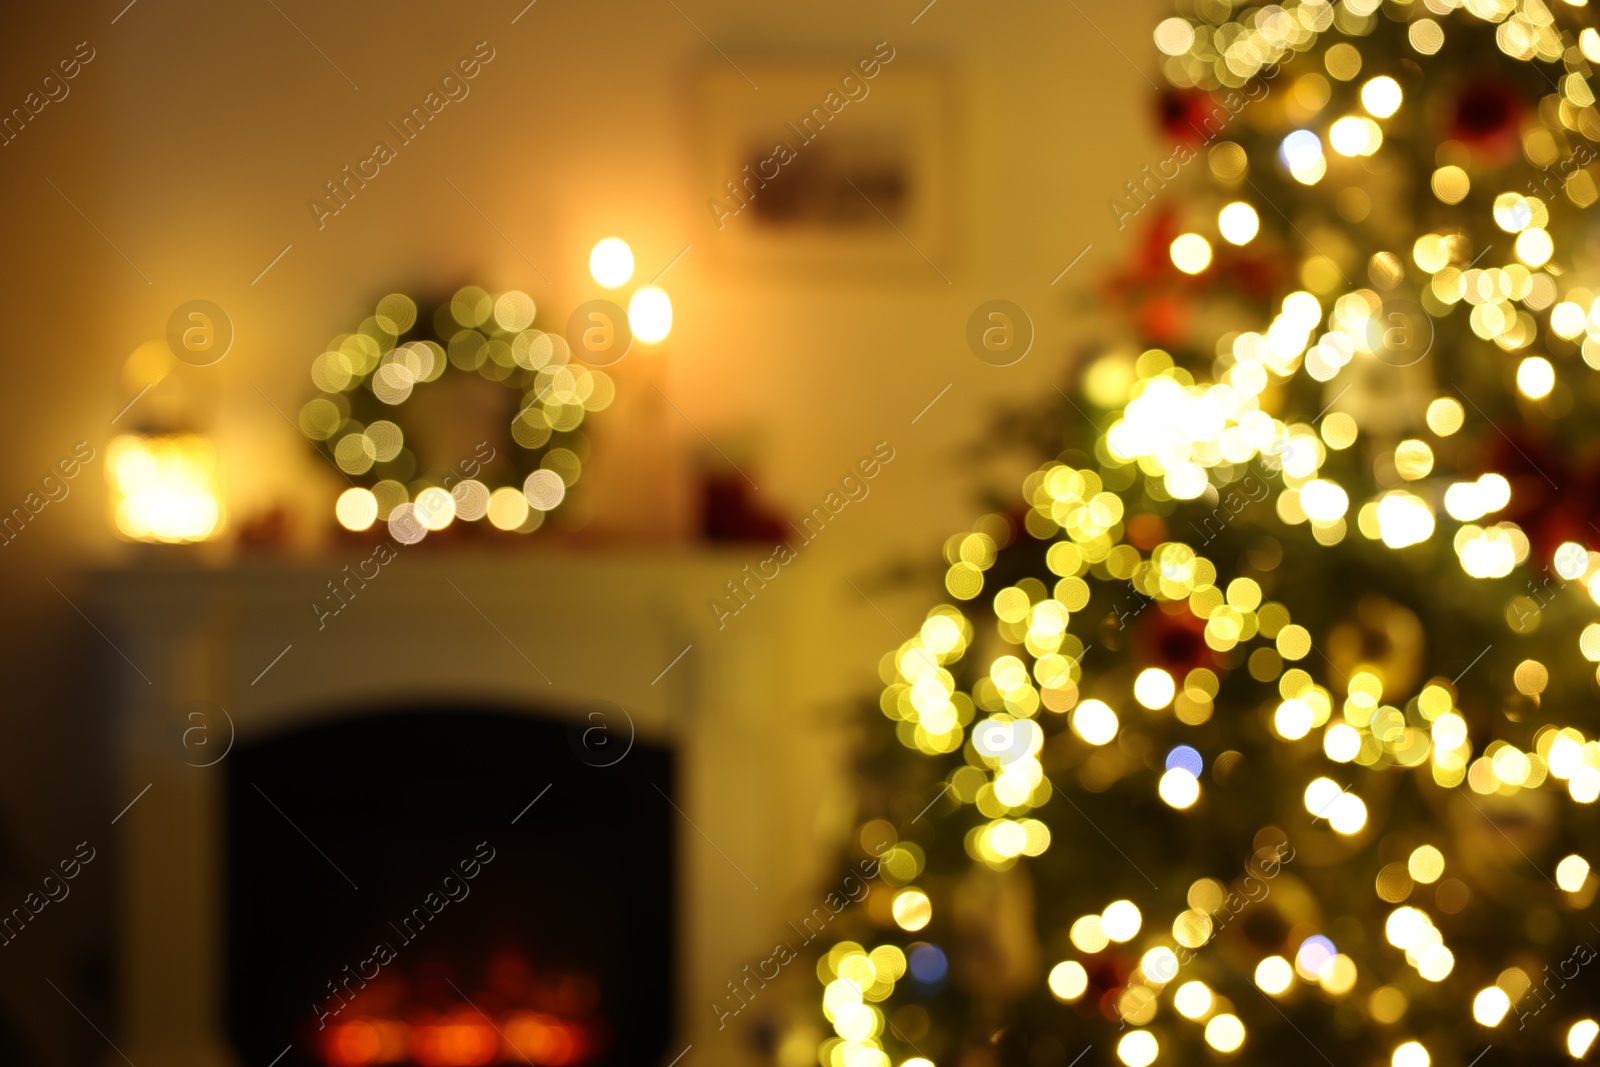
[95,550,832,1067]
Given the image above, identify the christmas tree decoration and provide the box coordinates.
[1120,0,1600,588]
[300,287,614,542]
[819,2,1600,1065]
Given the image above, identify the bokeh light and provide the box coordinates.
[1158,767,1200,808]
[1170,233,1213,274]
[1392,1041,1429,1067]
[1570,1020,1599,1059]
[628,286,673,343]
[892,889,931,932]
[1255,956,1293,995]
[589,237,634,288]
[1517,356,1555,399]
[1219,202,1260,245]
[1101,900,1142,942]
[1361,75,1402,117]
[108,434,223,544]
[1116,1031,1157,1067]
[1134,668,1176,709]
[1072,700,1119,745]
[1174,981,1212,1019]
[1047,961,1088,1001]
[336,487,379,532]
[1205,1014,1245,1052]
[1472,986,1510,1027]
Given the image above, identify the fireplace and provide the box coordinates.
[227,707,674,1067]
[93,551,833,1067]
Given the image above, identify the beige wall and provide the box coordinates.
[0,0,1167,1062]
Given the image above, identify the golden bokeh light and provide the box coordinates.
[493,290,537,330]
[1517,356,1555,399]
[1360,75,1402,117]
[451,479,491,521]
[523,469,568,512]
[107,434,224,544]
[1071,700,1119,745]
[1392,1041,1429,1067]
[1320,954,1357,995]
[1410,18,1444,54]
[1140,946,1179,984]
[1255,956,1293,995]
[1047,961,1088,1001]
[1516,227,1554,267]
[1472,986,1510,1027]
[1170,233,1213,274]
[1325,722,1362,762]
[1570,1021,1599,1059]
[1331,116,1383,157]
[1174,981,1212,1019]
[1218,202,1260,245]
[1431,165,1469,204]
[1322,412,1358,449]
[1325,42,1361,80]
[414,486,456,531]
[1204,1014,1245,1052]
[1158,767,1200,808]
[1426,398,1464,435]
[1407,846,1444,884]
[1101,900,1142,942]
[891,889,931,932]
[1116,1031,1157,1067]
[335,487,379,531]
[1070,914,1110,954]
[1555,854,1590,892]
[487,486,530,531]
[386,502,425,545]
[589,237,634,288]
[1274,698,1313,740]
[1153,17,1194,55]
[1133,668,1176,709]
[628,285,673,343]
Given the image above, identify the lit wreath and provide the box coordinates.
[299,286,614,542]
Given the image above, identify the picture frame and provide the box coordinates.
[695,55,954,277]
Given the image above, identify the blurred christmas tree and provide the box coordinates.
[814,2,1600,1066]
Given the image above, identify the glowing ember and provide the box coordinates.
[315,956,601,1067]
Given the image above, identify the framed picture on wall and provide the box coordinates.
[695,55,954,277]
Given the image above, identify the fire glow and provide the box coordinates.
[320,1006,593,1067]
[316,952,602,1067]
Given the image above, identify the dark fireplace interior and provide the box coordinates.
[227,707,675,1067]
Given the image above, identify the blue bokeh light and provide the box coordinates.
[1280,129,1323,169]
[1166,744,1204,777]
[908,942,948,984]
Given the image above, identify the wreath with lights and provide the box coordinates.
[298,286,614,541]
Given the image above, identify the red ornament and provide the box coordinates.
[1137,603,1216,677]
[699,471,787,542]
[1485,430,1600,562]
[1125,513,1169,552]
[1101,206,1291,350]
[1448,79,1525,163]
[1158,88,1222,147]
[1101,208,1187,347]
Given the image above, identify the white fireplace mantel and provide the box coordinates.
[93,548,834,1067]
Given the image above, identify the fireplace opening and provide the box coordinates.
[227,707,676,1067]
